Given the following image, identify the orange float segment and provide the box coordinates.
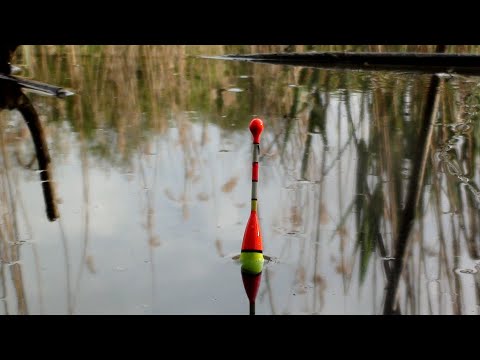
[241,211,263,252]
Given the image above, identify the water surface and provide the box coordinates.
[1,45,480,314]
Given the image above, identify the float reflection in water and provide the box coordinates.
[241,260,263,316]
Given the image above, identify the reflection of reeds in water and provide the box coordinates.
[6,45,480,314]
[264,65,480,314]
[0,112,28,314]
[13,45,480,169]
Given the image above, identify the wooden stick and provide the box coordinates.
[16,92,60,221]
[0,81,60,221]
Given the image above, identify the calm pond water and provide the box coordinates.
[1,45,480,315]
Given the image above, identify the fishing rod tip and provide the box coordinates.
[249,118,263,143]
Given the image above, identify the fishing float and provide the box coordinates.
[240,118,265,315]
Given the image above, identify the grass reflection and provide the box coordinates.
[0,45,479,314]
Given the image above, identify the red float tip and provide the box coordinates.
[249,118,264,144]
